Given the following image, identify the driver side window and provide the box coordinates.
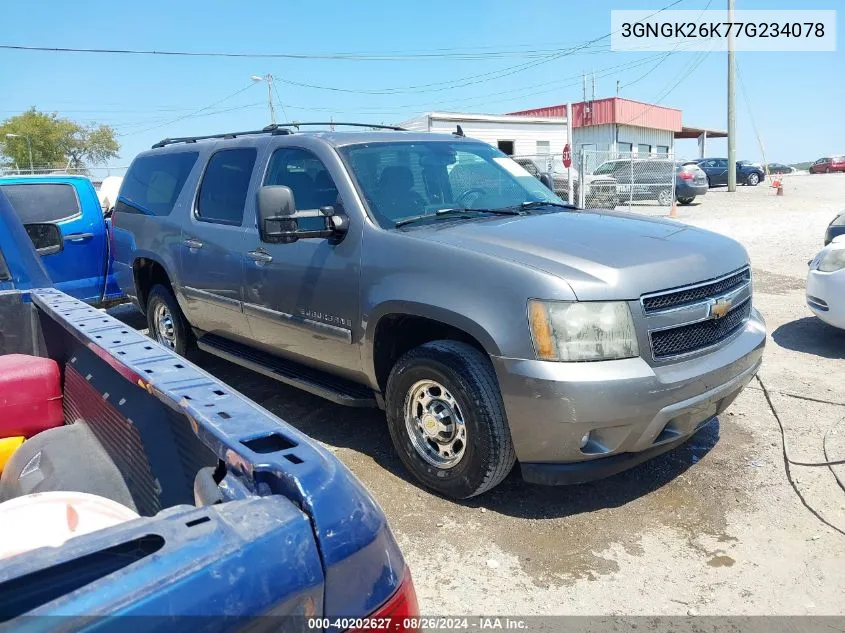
[265,148,340,230]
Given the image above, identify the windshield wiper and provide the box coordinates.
[518,201,578,211]
[394,207,521,228]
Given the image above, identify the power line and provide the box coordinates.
[118,84,260,137]
[271,79,289,122]
[621,48,713,127]
[1,0,688,99]
[271,1,688,96]
[618,0,713,91]
[736,60,767,165]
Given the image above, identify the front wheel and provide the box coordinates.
[385,340,516,499]
[746,172,760,186]
[146,284,194,356]
[677,196,695,205]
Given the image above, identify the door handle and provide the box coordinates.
[183,238,204,249]
[247,249,273,264]
[64,232,94,242]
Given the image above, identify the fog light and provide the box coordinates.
[580,432,591,449]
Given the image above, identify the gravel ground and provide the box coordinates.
[112,172,845,617]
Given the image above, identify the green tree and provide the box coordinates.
[0,108,119,172]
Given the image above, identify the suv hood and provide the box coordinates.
[408,211,748,300]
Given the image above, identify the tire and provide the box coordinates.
[145,284,194,356]
[385,340,516,499]
[746,172,760,186]
[677,196,695,205]
[706,176,712,188]
[657,188,673,206]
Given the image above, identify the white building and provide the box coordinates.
[399,111,568,160]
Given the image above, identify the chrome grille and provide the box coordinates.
[642,268,751,313]
[651,298,752,358]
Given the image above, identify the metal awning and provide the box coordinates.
[675,126,728,139]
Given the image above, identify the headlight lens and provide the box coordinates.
[528,300,639,362]
[818,248,845,272]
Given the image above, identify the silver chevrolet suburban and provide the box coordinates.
[112,123,765,499]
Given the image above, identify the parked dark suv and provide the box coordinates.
[695,158,765,187]
[593,158,708,206]
[112,124,764,499]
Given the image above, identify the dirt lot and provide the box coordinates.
[114,172,845,616]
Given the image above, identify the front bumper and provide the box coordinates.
[807,268,845,330]
[491,308,766,483]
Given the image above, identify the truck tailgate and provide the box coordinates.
[0,496,324,626]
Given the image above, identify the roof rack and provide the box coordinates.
[152,122,406,149]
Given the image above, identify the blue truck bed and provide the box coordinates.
[0,189,416,630]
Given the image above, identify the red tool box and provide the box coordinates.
[0,355,63,438]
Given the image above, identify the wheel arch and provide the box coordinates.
[364,302,501,393]
[132,254,175,314]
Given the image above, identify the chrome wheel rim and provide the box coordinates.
[658,189,672,206]
[404,379,467,469]
[152,302,176,350]
[748,174,759,185]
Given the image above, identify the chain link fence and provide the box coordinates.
[512,150,679,214]
[0,166,128,184]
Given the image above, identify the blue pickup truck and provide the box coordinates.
[0,175,123,304]
[0,188,418,630]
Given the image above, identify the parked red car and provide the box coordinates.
[809,155,845,174]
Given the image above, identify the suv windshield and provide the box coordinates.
[341,141,562,228]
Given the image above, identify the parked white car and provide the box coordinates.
[807,235,845,330]
[96,175,123,215]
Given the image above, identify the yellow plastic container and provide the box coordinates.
[0,437,25,473]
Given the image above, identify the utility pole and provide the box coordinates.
[592,72,596,101]
[727,0,737,192]
[582,73,587,103]
[251,74,276,125]
[616,80,620,96]
[266,74,276,125]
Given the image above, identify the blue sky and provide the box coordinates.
[1,0,842,169]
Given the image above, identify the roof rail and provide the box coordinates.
[151,122,406,149]
[282,122,406,131]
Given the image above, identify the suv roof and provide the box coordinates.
[149,122,476,151]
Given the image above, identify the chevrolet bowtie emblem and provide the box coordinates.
[710,298,733,319]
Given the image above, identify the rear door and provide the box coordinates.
[710,159,729,185]
[179,146,256,341]
[0,179,107,302]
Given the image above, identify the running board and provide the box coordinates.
[196,334,378,408]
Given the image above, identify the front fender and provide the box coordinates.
[362,301,501,387]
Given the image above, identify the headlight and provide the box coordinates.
[818,248,845,272]
[528,300,639,362]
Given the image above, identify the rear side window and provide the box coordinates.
[196,148,257,225]
[118,152,198,217]
[0,184,80,223]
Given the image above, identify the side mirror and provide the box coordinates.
[257,185,346,244]
[24,223,63,256]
